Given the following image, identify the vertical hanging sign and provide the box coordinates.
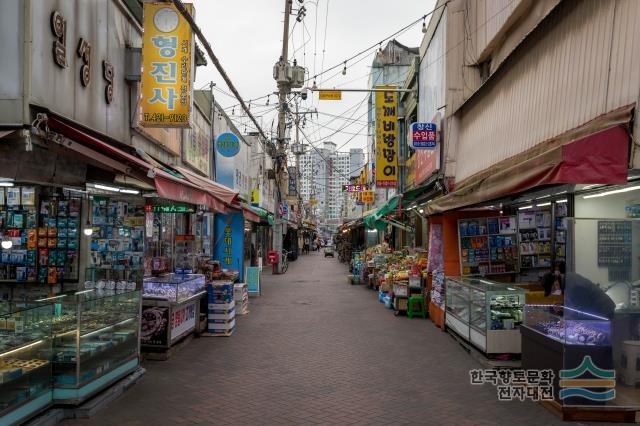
[375,86,398,187]
[141,3,194,127]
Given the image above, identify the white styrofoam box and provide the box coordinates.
[208,300,235,310]
[207,319,236,330]
[207,326,235,335]
[208,310,236,320]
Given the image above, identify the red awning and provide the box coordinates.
[173,166,238,205]
[427,124,630,214]
[239,204,262,223]
[47,116,228,213]
[154,176,227,213]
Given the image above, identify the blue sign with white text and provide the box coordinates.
[411,122,437,149]
[214,212,245,281]
[216,132,241,157]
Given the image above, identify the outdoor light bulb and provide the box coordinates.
[419,209,424,214]
[83,220,93,236]
[312,80,318,90]
[422,20,427,33]
[342,62,347,75]
[1,239,12,250]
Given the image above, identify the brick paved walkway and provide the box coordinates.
[65,252,568,426]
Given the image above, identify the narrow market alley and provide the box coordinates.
[65,252,565,426]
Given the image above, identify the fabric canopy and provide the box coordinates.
[47,116,232,214]
[238,203,262,223]
[173,166,238,205]
[247,206,274,225]
[426,124,630,215]
[364,195,401,230]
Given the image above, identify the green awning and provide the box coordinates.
[250,206,274,225]
[363,195,400,230]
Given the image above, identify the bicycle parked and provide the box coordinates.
[281,250,290,274]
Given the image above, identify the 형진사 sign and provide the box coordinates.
[141,3,193,127]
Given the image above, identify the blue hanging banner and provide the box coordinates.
[214,212,245,281]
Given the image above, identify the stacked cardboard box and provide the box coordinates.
[207,282,235,335]
[234,283,249,315]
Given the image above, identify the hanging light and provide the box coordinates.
[83,194,93,236]
[312,79,318,91]
[342,61,347,75]
[376,42,383,58]
[266,95,270,106]
[422,17,427,33]
[1,235,12,250]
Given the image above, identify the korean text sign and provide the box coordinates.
[141,3,193,127]
[214,212,245,281]
[375,86,398,187]
[411,122,437,149]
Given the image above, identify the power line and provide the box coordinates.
[170,0,268,143]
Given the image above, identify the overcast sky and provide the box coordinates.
[192,0,436,154]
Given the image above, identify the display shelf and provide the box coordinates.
[459,216,519,276]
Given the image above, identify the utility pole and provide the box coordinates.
[273,0,292,274]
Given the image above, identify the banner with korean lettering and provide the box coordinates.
[141,3,193,127]
[375,86,398,187]
[214,212,245,281]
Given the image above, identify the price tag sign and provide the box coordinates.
[411,122,437,149]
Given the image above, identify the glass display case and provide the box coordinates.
[142,274,206,303]
[48,289,140,404]
[141,274,206,353]
[0,303,53,425]
[523,304,612,346]
[446,277,525,354]
[521,304,614,404]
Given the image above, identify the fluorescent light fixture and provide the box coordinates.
[535,195,551,200]
[583,185,640,199]
[557,199,568,203]
[119,189,140,194]
[94,184,120,192]
[35,294,67,302]
[0,182,14,187]
[63,187,87,194]
[518,205,533,210]
[536,202,551,207]
[74,289,95,295]
[0,340,44,358]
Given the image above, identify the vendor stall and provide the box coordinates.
[141,274,205,357]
